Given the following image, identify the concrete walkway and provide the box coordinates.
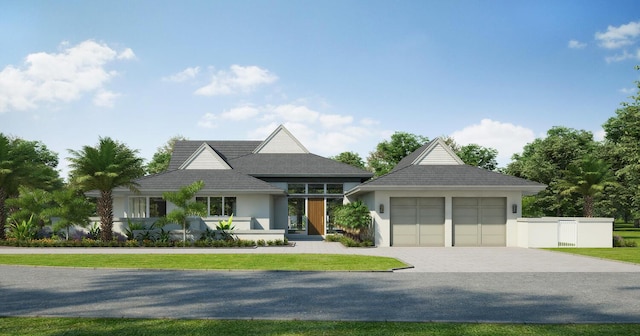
[2,239,639,272]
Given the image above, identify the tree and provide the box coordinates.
[457,144,498,171]
[334,201,372,241]
[45,187,95,239]
[603,67,640,222]
[440,136,499,170]
[331,151,366,169]
[146,135,186,175]
[0,134,61,239]
[68,137,144,241]
[367,132,429,176]
[558,155,617,217]
[161,180,207,243]
[6,187,53,228]
[506,126,597,216]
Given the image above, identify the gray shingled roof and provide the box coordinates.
[392,140,434,172]
[114,169,285,194]
[347,165,546,195]
[168,141,261,170]
[230,154,374,179]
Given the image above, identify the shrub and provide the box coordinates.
[613,235,638,247]
[256,239,266,247]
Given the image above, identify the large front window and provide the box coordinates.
[128,197,166,218]
[196,196,236,216]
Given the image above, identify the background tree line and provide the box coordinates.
[2,68,640,240]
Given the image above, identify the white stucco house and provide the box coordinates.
[106,125,612,247]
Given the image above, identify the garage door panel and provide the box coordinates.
[391,197,444,246]
[453,197,506,247]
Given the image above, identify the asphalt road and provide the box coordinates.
[1,265,639,323]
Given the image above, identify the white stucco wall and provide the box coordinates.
[349,190,523,247]
[518,217,613,248]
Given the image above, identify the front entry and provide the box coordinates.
[308,198,325,235]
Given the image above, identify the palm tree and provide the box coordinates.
[160,180,207,244]
[68,137,144,241]
[559,155,617,217]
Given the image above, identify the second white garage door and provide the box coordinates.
[391,197,445,246]
[453,197,507,246]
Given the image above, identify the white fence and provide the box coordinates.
[517,217,612,248]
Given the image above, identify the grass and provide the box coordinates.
[0,254,407,271]
[548,222,640,263]
[548,248,640,264]
[0,318,638,336]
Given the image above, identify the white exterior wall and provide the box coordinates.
[350,190,522,247]
[236,194,272,229]
[518,217,613,248]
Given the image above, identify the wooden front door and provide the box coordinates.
[308,198,325,235]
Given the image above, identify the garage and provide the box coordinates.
[391,197,445,246]
[453,197,506,246]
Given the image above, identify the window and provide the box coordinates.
[327,184,343,194]
[128,197,166,218]
[308,184,324,194]
[129,197,146,218]
[196,196,235,216]
[288,183,305,194]
[149,197,166,217]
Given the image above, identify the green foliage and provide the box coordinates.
[46,187,95,238]
[558,155,618,217]
[326,234,374,247]
[366,131,429,176]
[6,186,53,227]
[124,219,146,240]
[331,151,366,169]
[145,135,186,175]
[334,201,372,242]
[506,126,598,217]
[7,215,37,241]
[0,134,61,239]
[87,223,101,240]
[68,137,144,241]
[613,235,638,247]
[216,214,237,241]
[161,180,206,243]
[456,144,499,171]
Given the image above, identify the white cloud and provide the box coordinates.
[595,21,640,49]
[117,48,136,60]
[0,40,133,113]
[265,104,320,122]
[163,66,200,82]
[605,49,640,63]
[220,105,260,121]
[450,119,536,167]
[319,114,353,128]
[194,65,277,96]
[620,87,637,94]
[568,39,587,49]
[197,112,217,129]
[93,90,121,107]
[594,129,606,142]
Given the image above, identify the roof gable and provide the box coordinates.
[253,125,309,154]
[179,143,231,170]
[413,138,464,166]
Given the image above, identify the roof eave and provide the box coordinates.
[346,185,546,197]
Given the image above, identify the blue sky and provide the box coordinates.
[2,0,640,178]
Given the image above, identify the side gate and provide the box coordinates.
[557,220,578,247]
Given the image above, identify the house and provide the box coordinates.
[110,125,373,241]
[344,138,548,247]
[109,125,611,247]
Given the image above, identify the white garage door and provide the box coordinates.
[391,197,445,246]
[453,197,506,246]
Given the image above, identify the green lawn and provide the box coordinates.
[0,254,407,271]
[548,222,640,263]
[0,318,638,336]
